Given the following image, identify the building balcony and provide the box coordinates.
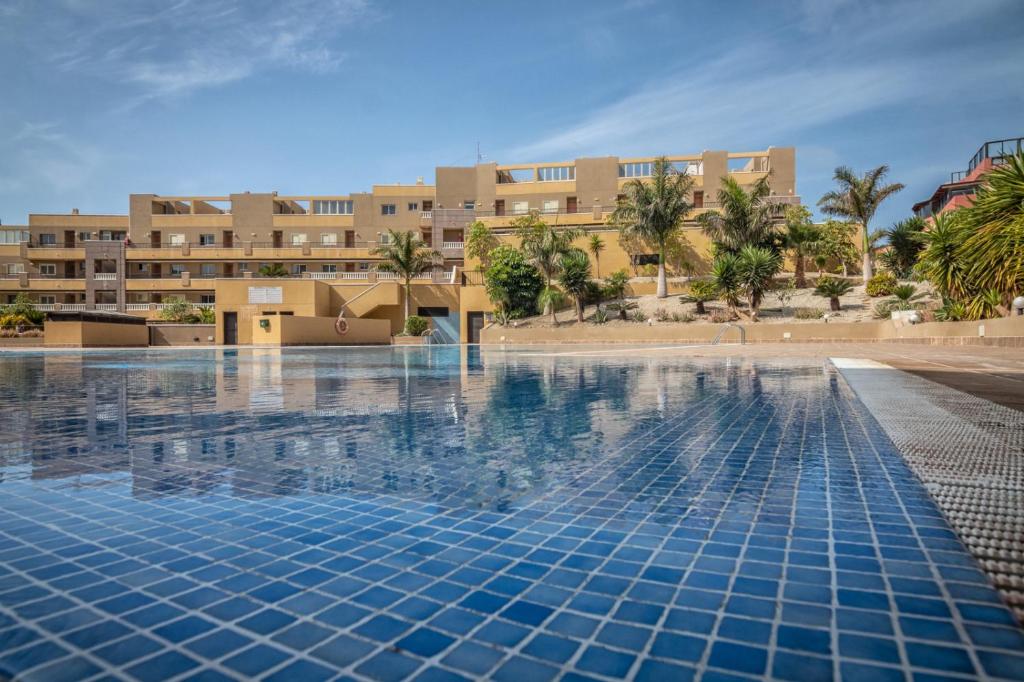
[0,275,86,291]
[24,244,86,260]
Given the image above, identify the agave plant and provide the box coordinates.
[915,211,971,301]
[934,300,967,322]
[813,276,854,311]
[734,245,783,321]
[711,253,742,315]
[967,289,1006,320]
[682,279,719,315]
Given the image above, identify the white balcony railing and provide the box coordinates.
[308,272,337,280]
[339,272,368,280]
[126,303,149,311]
[62,304,86,311]
[420,211,433,220]
[96,304,117,311]
[442,241,464,250]
[94,273,117,281]
[31,304,55,311]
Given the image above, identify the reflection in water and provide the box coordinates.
[0,348,835,513]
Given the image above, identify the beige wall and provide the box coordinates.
[251,314,391,346]
[148,324,216,346]
[44,320,149,347]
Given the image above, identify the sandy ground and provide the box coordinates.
[518,277,938,327]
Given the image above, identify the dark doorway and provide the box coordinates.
[467,312,485,344]
[344,230,355,248]
[150,231,161,247]
[223,312,238,345]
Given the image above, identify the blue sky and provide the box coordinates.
[1,0,1022,228]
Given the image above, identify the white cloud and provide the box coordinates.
[1,122,106,193]
[11,0,373,103]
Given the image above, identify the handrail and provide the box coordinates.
[711,322,745,345]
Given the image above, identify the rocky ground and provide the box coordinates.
[514,276,938,327]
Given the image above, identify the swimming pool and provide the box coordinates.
[0,347,1020,680]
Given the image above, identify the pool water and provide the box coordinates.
[0,347,1020,681]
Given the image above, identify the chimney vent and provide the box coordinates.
[72,208,80,215]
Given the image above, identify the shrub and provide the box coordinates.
[813,276,854,311]
[866,271,898,297]
[671,312,695,323]
[683,279,718,315]
[158,297,195,323]
[593,308,609,324]
[403,315,429,336]
[708,309,732,324]
[794,307,825,319]
[630,309,647,322]
[934,301,967,322]
[639,263,658,277]
[484,245,544,319]
[0,293,44,327]
[653,307,670,322]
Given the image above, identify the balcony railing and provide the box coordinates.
[421,212,433,220]
[94,273,117,280]
[442,241,465,250]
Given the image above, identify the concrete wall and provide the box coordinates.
[44,320,149,347]
[251,314,391,346]
[148,324,216,346]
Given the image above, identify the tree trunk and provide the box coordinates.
[595,255,600,279]
[862,251,872,284]
[576,299,584,323]
[542,275,552,315]
[404,278,410,322]
[794,254,806,289]
[830,297,841,311]
[696,300,706,315]
[656,248,667,298]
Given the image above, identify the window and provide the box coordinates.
[463,200,475,210]
[39,233,56,245]
[199,234,216,246]
[632,254,660,266]
[0,229,28,244]
[313,200,353,215]
[381,204,396,216]
[6,263,25,275]
[136,263,148,272]
[408,202,418,211]
[39,264,56,276]
[238,262,250,272]
[542,200,559,214]
[290,233,307,245]
[538,166,575,182]
[201,295,215,304]
[378,232,391,245]
[512,201,529,215]
[291,264,307,275]
[618,162,654,178]
[320,232,337,246]
[497,168,534,184]
[323,264,337,273]
[39,295,55,305]
[169,234,185,246]
[358,262,369,271]
[77,231,91,242]
[170,264,185,276]
[417,307,449,318]
[200,264,217,277]
[99,230,126,241]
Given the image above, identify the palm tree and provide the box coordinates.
[371,229,442,323]
[814,276,853,311]
[258,263,288,277]
[698,176,784,254]
[557,248,592,323]
[916,211,971,301]
[603,269,630,320]
[735,245,782,321]
[518,219,583,314]
[959,151,1024,304]
[880,216,926,278]
[711,253,742,316]
[612,157,695,298]
[587,233,605,278]
[818,165,905,283]
[781,206,820,288]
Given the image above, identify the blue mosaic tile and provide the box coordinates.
[0,349,1021,681]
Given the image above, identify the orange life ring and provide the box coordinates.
[334,316,349,335]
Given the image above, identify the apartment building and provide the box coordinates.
[0,147,797,327]
[912,136,1023,220]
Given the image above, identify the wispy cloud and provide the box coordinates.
[507,0,1023,161]
[0,121,107,195]
[8,0,373,105]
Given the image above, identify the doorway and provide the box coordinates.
[223,312,238,345]
[467,312,485,344]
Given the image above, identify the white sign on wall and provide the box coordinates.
[248,287,283,304]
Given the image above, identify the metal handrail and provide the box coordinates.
[711,322,745,345]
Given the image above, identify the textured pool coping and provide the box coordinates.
[835,357,1024,625]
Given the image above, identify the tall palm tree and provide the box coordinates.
[557,248,593,323]
[612,157,695,298]
[698,176,784,254]
[371,229,442,323]
[818,165,904,283]
[587,233,605,278]
[780,205,820,288]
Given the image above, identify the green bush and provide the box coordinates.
[0,293,44,327]
[484,245,544,319]
[814,276,854,311]
[866,271,898,297]
[403,315,429,336]
[794,307,825,319]
[682,279,718,315]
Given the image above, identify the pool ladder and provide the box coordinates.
[711,322,745,345]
